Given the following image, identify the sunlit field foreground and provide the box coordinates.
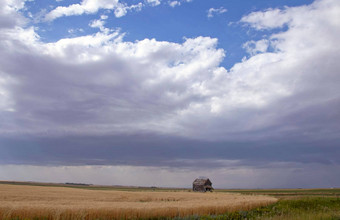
[0,184,276,220]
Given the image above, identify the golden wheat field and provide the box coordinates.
[0,184,277,220]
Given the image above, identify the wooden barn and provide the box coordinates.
[192,178,213,192]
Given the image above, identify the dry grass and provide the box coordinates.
[0,184,277,219]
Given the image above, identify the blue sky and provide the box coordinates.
[0,0,339,188]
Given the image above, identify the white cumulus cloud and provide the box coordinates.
[44,0,144,21]
[168,1,180,7]
[146,0,161,7]
[207,7,227,18]
[243,39,269,56]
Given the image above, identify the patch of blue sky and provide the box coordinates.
[38,15,102,42]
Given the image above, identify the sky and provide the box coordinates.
[0,0,339,189]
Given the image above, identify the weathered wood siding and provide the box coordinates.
[192,178,213,192]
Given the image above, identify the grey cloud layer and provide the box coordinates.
[1,134,339,168]
[0,0,340,171]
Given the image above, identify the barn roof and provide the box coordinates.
[193,178,211,185]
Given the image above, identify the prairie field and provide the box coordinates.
[0,183,276,220]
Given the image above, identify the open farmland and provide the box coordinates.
[0,183,276,220]
[216,188,340,198]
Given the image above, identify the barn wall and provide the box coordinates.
[193,184,205,192]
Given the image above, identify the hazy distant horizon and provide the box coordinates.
[1,179,338,190]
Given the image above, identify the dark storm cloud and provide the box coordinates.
[1,134,339,168]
